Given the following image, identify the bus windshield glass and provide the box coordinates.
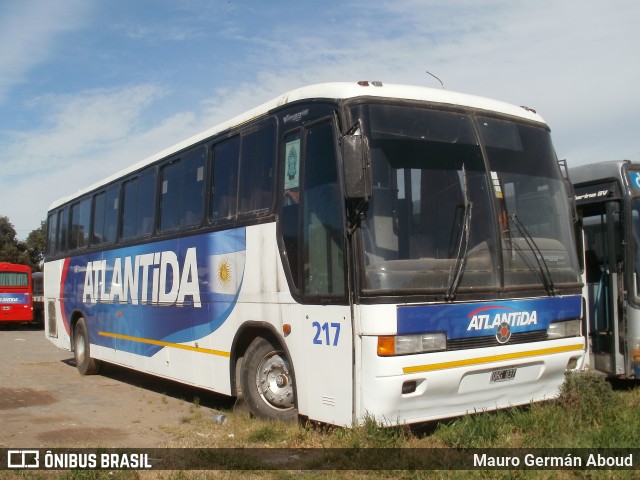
[354,104,580,297]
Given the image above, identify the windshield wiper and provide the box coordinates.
[509,214,556,296]
[446,164,472,301]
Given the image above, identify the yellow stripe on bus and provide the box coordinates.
[98,331,231,358]
[402,342,585,374]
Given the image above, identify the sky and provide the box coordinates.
[1,0,639,239]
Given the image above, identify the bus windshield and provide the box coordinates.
[354,104,580,297]
[0,271,29,287]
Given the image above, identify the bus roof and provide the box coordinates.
[569,160,635,186]
[0,262,31,272]
[49,81,547,211]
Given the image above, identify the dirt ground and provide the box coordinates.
[0,324,235,448]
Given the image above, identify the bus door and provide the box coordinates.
[280,118,354,425]
[582,200,625,375]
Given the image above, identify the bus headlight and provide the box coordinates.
[377,333,446,356]
[548,319,581,339]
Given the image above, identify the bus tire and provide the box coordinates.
[74,317,101,375]
[240,336,297,421]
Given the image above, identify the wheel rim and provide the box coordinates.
[255,350,294,411]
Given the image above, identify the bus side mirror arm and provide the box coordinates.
[342,134,372,233]
[558,159,579,224]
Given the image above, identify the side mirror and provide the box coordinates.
[342,134,372,200]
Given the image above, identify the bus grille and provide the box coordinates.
[446,330,549,351]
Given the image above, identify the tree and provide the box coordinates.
[0,216,26,264]
[25,220,47,270]
[0,216,46,271]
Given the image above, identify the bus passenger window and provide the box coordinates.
[211,137,240,221]
[57,208,69,253]
[122,179,138,239]
[160,161,181,231]
[138,171,156,235]
[160,151,204,232]
[122,170,156,238]
[46,212,58,254]
[70,198,91,249]
[92,192,106,244]
[239,122,275,214]
[103,185,119,243]
[180,151,205,227]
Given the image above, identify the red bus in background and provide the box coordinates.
[0,262,33,324]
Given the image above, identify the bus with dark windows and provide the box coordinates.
[44,82,585,426]
[571,160,640,378]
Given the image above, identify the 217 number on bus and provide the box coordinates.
[312,322,341,346]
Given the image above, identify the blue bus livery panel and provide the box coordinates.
[59,228,246,357]
[0,293,30,304]
[397,296,582,341]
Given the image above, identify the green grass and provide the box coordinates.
[431,371,640,450]
[4,372,639,479]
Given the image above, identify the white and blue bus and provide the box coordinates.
[571,160,640,378]
[44,82,585,426]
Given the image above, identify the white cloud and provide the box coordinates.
[0,84,201,238]
[5,85,168,169]
[0,0,90,103]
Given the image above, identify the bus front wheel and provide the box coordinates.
[73,317,101,375]
[241,337,297,421]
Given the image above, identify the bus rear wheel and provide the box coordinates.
[241,337,297,421]
[74,317,101,375]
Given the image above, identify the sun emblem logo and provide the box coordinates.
[496,321,512,344]
[217,258,232,290]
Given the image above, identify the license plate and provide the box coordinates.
[490,367,517,383]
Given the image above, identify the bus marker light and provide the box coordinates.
[377,336,395,356]
[283,323,291,336]
[357,81,383,87]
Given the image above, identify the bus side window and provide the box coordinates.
[104,185,119,243]
[46,212,58,255]
[122,170,156,239]
[74,198,91,249]
[138,170,156,235]
[90,185,119,245]
[122,178,138,239]
[239,122,275,214]
[92,192,106,245]
[57,208,69,253]
[160,161,181,231]
[211,137,240,221]
[160,150,205,232]
[180,151,205,227]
